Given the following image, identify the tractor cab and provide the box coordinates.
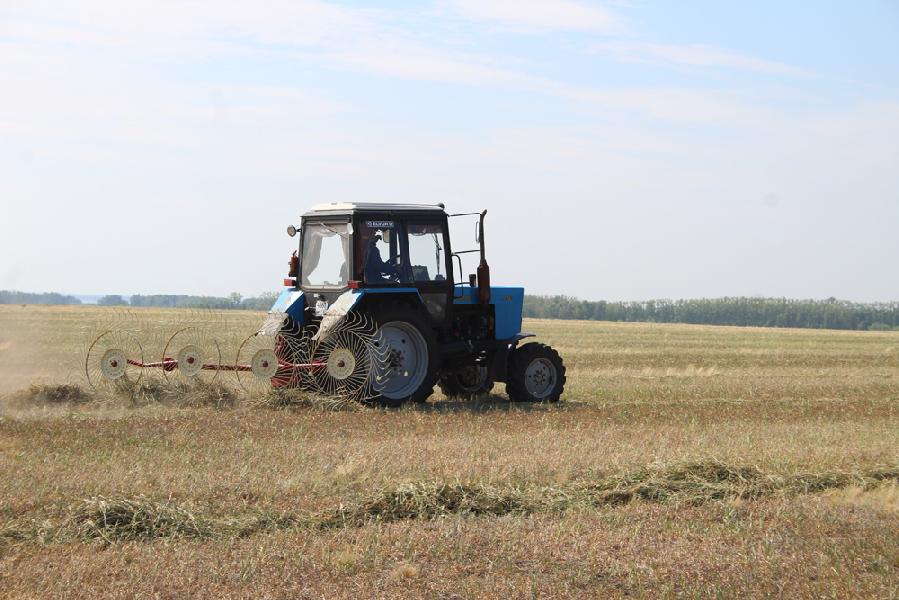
[290,203,455,327]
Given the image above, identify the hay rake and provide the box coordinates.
[83,312,385,401]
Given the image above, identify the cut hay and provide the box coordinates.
[581,459,768,506]
[577,461,899,508]
[63,496,212,543]
[3,462,897,546]
[0,500,303,547]
[123,380,238,409]
[7,383,93,407]
[3,380,363,412]
[320,482,533,527]
[3,380,239,410]
[322,461,899,527]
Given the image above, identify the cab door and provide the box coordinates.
[402,216,453,326]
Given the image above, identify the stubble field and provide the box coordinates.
[0,304,897,598]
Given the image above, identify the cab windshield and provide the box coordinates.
[301,221,350,288]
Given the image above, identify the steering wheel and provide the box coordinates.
[381,259,402,283]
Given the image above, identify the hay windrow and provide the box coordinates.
[64,496,213,542]
[3,462,897,546]
[117,380,239,409]
[2,381,240,409]
[0,499,303,547]
[6,383,92,407]
[2,381,358,411]
[319,461,899,527]
[580,460,768,505]
[320,482,533,527]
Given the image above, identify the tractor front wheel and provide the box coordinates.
[438,364,494,400]
[506,343,566,403]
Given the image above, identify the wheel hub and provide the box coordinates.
[326,347,357,380]
[524,358,556,399]
[100,349,127,380]
[251,349,279,379]
[372,321,429,399]
[177,344,204,378]
[385,348,404,371]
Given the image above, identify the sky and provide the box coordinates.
[1,0,898,302]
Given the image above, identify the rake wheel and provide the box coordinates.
[235,333,278,395]
[84,330,144,390]
[309,312,382,403]
[161,327,223,382]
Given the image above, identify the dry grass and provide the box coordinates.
[6,383,91,406]
[255,387,362,412]
[2,498,896,599]
[0,305,898,598]
[4,380,239,410]
[826,481,899,513]
[4,380,356,413]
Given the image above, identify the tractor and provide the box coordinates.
[271,202,566,406]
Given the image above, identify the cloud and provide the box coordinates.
[0,43,346,163]
[0,0,875,146]
[445,0,619,33]
[1,1,547,89]
[0,0,374,54]
[594,42,808,76]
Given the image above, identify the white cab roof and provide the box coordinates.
[305,202,445,215]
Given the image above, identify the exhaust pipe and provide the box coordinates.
[477,210,490,305]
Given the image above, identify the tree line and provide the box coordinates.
[0,290,279,311]
[0,290,81,305]
[4,289,898,331]
[125,293,278,311]
[522,295,899,331]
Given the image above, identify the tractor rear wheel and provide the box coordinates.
[506,343,565,403]
[366,304,438,407]
[438,364,494,400]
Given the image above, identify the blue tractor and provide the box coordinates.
[270,203,565,407]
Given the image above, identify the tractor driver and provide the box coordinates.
[365,232,401,283]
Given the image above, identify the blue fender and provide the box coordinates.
[270,288,305,324]
[316,288,422,339]
[269,287,424,329]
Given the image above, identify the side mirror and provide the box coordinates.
[287,225,297,237]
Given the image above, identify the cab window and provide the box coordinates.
[360,219,410,284]
[301,222,349,287]
[406,223,447,282]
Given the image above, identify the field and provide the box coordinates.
[1,304,897,598]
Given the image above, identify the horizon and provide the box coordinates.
[2,2,898,301]
[3,289,898,306]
